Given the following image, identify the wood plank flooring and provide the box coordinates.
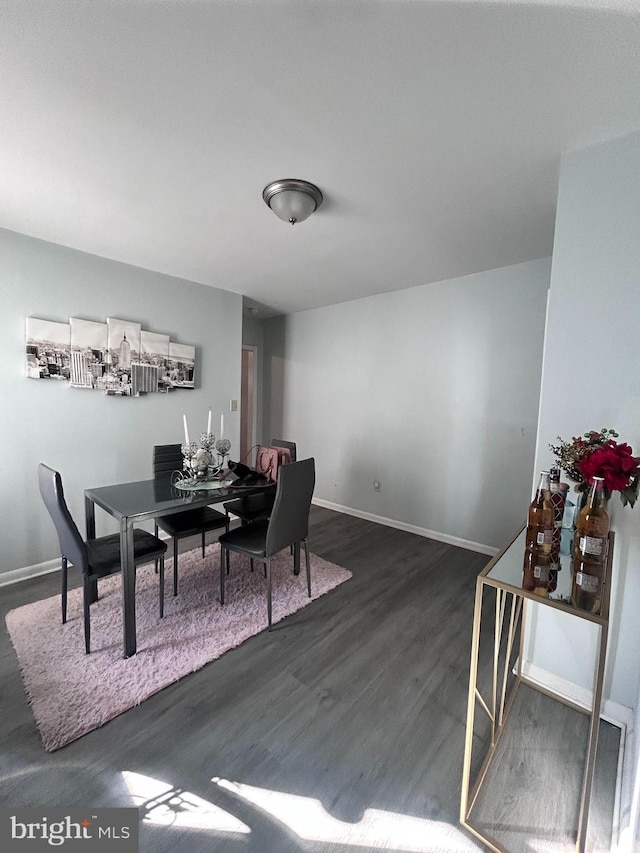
[0,507,619,852]
[468,685,619,853]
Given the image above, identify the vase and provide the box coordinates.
[548,481,568,592]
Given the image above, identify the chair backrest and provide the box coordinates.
[37,463,88,573]
[266,458,315,556]
[271,439,297,462]
[153,443,183,478]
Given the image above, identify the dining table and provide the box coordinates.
[84,474,275,657]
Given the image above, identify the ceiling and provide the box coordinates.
[2,1,640,318]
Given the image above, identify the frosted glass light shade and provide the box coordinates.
[263,179,323,225]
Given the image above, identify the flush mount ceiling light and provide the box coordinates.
[262,179,323,225]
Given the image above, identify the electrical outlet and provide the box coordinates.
[230,399,238,411]
[373,480,381,492]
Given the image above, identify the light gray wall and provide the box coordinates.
[0,228,242,575]
[263,258,551,552]
[528,131,640,709]
[525,131,640,845]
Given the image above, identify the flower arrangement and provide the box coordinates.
[549,428,640,507]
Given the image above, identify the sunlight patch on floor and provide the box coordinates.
[121,771,250,834]
[526,840,579,852]
[212,776,477,852]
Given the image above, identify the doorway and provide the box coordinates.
[240,346,257,463]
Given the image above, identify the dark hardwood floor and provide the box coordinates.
[0,507,619,852]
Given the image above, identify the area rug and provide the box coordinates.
[5,545,352,752]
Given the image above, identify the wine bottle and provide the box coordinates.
[522,549,550,597]
[573,476,610,564]
[571,557,604,614]
[525,471,554,555]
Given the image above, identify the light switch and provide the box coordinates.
[230,399,238,411]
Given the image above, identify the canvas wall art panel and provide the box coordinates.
[106,318,141,397]
[139,330,170,393]
[167,342,196,389]
[26,318,70,380]
[69,318,108,389]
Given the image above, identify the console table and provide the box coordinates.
[460,525,614,852]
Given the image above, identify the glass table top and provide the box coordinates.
[483,526,611,622]
[85,475,271,518]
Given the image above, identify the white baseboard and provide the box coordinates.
[521,659,634,851]
[312,497,498,556]
[0,527,231,589]
[520,659,633,729]
[0,558,60,588]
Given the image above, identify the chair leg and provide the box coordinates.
[250,558,254,573]
[173,538,179,597]
[83,577,91,655]
[220,545,226,605]
[293,542,301,575]
[201,531,206,558]
[154,523,159,574]
[88,576,99,604]
[159,555,165,618]
[266,557,272,629]
[304,538,311,597]
[61,555,68,624]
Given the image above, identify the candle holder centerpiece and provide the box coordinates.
[177,434,219,484]
[177,411,232,486]
[180,441,198,476]
[215,437,232,471]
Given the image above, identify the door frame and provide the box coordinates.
[241,345,258,463]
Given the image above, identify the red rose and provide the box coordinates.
[579,442,640,493]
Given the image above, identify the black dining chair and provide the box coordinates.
[218,457,315,628]
[153,444,229,596]
[223,439,297,526]
[38,463,168,654]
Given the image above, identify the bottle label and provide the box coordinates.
[536,530,553,546]
[533,564,548,580]
[579,536,607,558]
[576,572,599,594]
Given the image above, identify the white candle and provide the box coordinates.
[207,409,212,435]
[220,414,224,440]
[183,414,190,445]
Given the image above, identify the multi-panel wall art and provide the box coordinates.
[26,316,196,396]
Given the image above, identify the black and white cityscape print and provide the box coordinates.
[69,318,108,389]
[166,342,196,390]
[27,315,196,397]
[105,318,141,396]
[139,330,170,393]
[26,318,71,380]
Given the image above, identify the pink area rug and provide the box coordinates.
[6,545,351,752]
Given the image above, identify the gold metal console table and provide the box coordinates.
[460,525,614,853]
